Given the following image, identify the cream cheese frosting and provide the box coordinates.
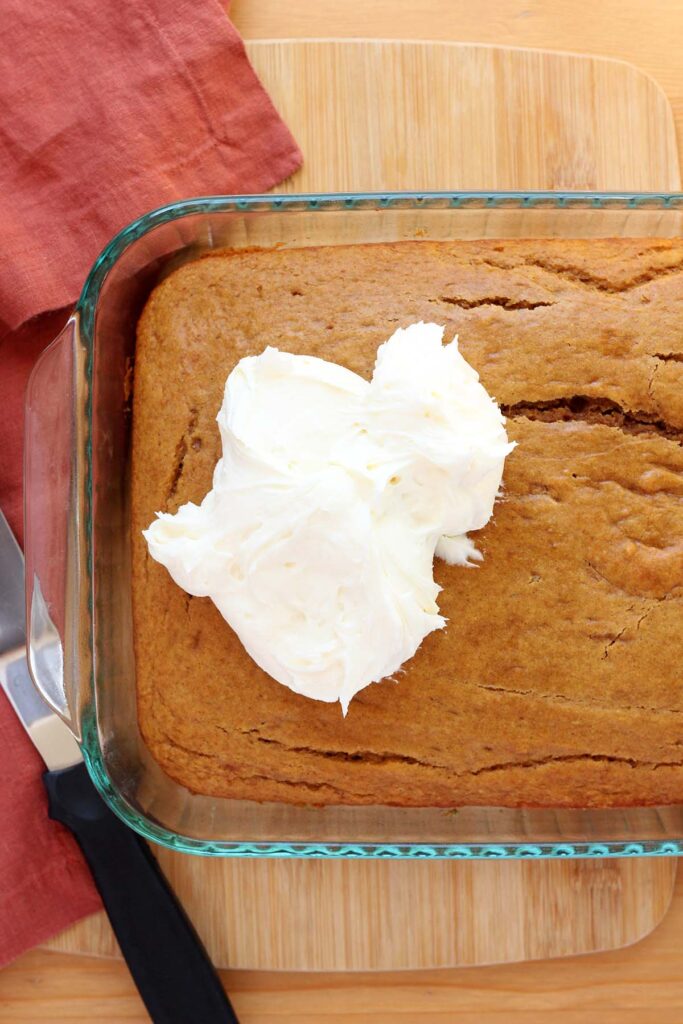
[144,322,514,712]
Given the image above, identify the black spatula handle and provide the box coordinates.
[44,761,239,1024]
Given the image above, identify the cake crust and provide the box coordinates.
[131,239,683,807]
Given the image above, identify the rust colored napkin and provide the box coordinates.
[0,0,301,966]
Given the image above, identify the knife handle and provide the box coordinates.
[43,762,239,1024]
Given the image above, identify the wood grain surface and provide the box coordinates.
[42,856,677,971]
[245,39,679,192]
[3,869,683,1023]
[40,36,680,973]
[4,1,683,1020]
[231,0,683,158]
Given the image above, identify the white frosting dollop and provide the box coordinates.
[144,322,514,713]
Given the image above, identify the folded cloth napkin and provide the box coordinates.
[0,0,301,967]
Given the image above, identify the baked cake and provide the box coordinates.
[131,239,683,807]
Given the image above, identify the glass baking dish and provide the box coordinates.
[24,190,683,860]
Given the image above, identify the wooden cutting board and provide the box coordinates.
[250,39,678,192]
[44,40,680,971]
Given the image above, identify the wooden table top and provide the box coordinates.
[3,2,683,1021]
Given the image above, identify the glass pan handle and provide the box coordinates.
[24,313,88,738]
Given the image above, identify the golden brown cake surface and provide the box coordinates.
[132,239,683,807]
